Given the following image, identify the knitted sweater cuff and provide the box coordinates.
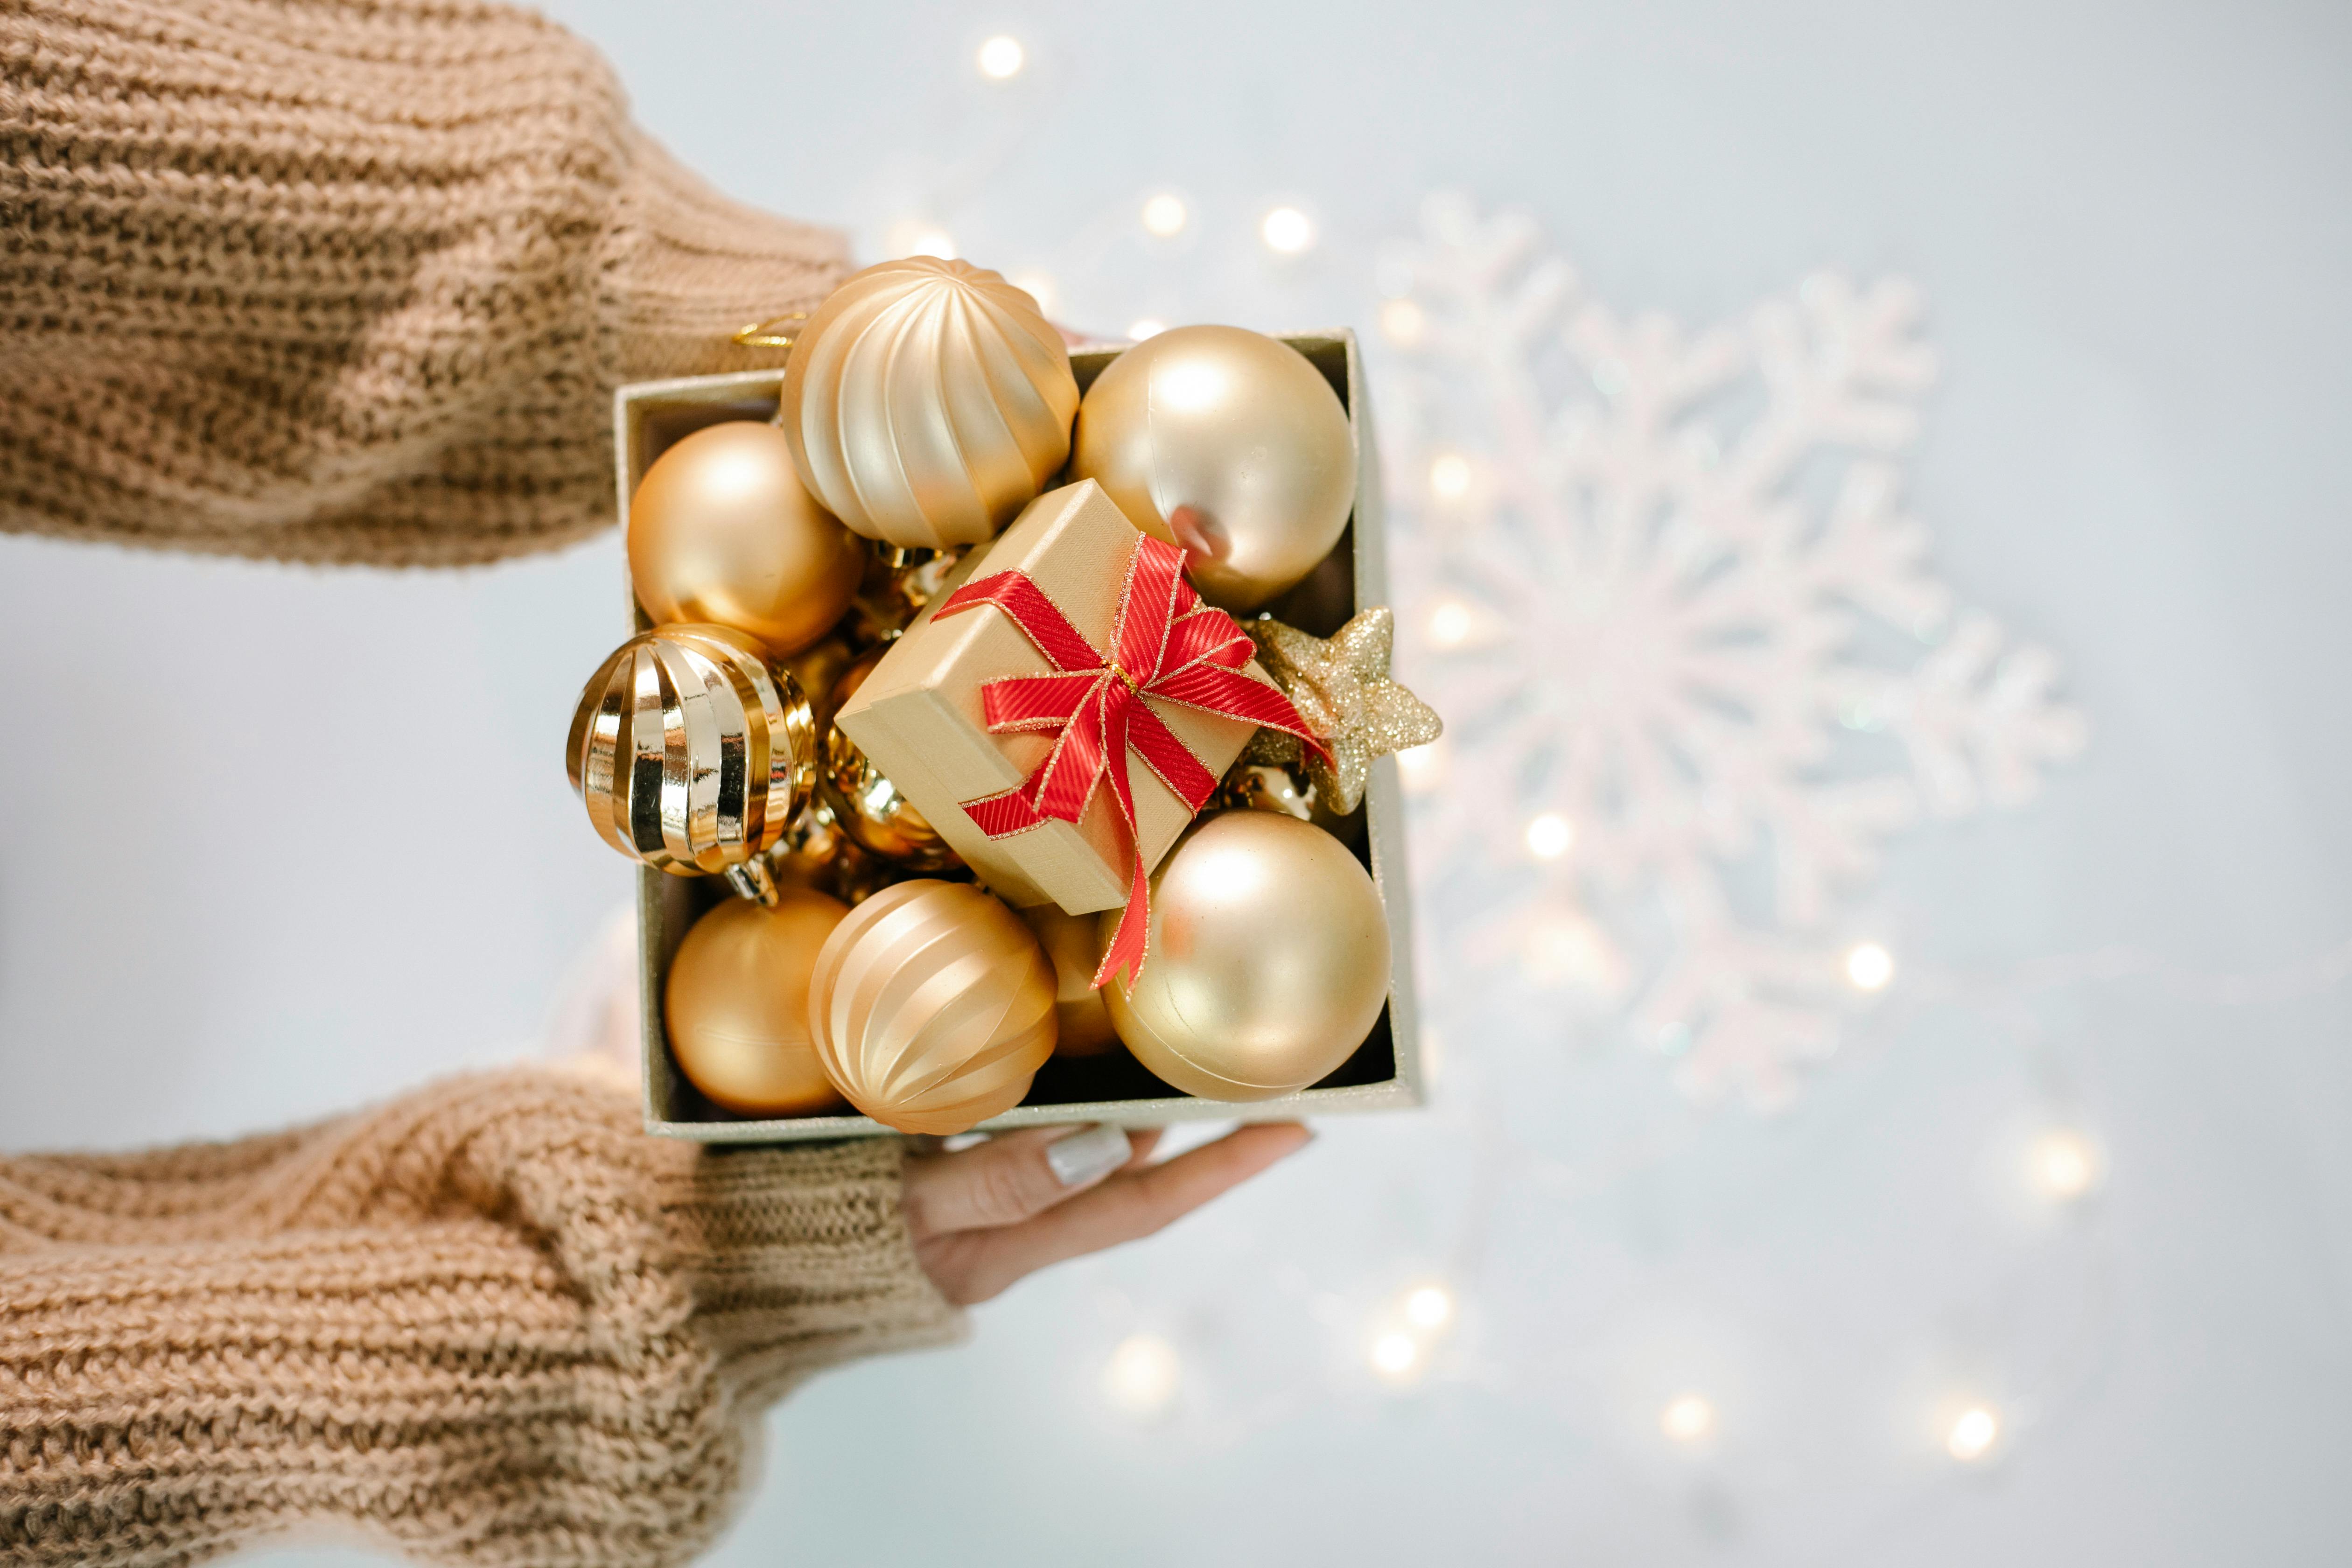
[608,129,852,386]
[668,1137,966,1408]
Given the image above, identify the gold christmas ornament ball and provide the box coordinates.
[807,880,1058,1134]
[1103,810,1390,1101]
[665,889,851,1117]
[818,650,963,870]
[780,258,1079,550]
[1019,903,1122,1057]
[1069,325,1356,612]
[566,623,817,876]
[627,421,865,657]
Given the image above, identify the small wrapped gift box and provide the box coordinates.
[832,479,1282,917]
[615,331,1424,1141]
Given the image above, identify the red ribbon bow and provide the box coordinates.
[936,532,1329,990]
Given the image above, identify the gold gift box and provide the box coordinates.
[616,330,1425,1141]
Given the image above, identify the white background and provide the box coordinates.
[3,1,2348,1563]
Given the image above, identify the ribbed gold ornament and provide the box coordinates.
[565,623,817,876]
[806,880,1058,1135]
[778,258,1080,549]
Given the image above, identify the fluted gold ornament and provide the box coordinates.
[807,880,1058,1134]
[626,421,865,657]
[1104,811,1390,1101]
[1068,325,1356,611]
[1019,903,1122,1057]
[779,258,1079,549]
[1239,607,1443,813]
[818,649,963,870]
[665,889,850,1116]
[565,623,817,876]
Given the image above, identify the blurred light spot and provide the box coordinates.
[1404,1284,1454,1332]
[1141,193,1188,237]
[1102,1333,1179,1416]
[976,35,1025,79]
[1396,740,1446,797]
[1261,206,1316,255]
[2030,1129,2100,1200]
[1126,317,1168,342]
[1844,941,1895,991]
[1369,1330,1420,1381]
[1525,813,1573,860]
[889,221,957,260]
[1947,1405,1998,1462]
[1008,271,1057,318]
[1428,452,1473,500]
[1426,597,1473,649]
[1660,1394,1716,1444]
[1380,297,1427,347]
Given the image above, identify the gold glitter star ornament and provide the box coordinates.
[1242,606,1442,813]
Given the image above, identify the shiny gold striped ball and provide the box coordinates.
[565,623,816,876]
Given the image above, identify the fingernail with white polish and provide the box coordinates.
[1047,1123,1132,1188]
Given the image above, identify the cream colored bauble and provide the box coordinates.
[1103,810,1389,1100]
[806,880,1058,1134]
[1068,325,1355,611]
[779,258,1079,549]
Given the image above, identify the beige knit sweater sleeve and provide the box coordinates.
[0,1071,962,1567]
[0,0,844,566]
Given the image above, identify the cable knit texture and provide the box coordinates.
[0,1071,962,1566]
[0,0,848,565]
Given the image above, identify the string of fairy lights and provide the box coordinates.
[553,21,2347,1519]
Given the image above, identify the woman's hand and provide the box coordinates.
[901,1122,1312,1305]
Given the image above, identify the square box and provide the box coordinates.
[617,329,1424,1140]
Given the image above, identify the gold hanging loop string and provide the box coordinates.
[732,310,810,350]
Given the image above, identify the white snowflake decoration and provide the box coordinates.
[1379,195,2087,1107]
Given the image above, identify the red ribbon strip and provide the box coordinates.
[936,532,1329,990]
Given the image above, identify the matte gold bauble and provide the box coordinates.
[665,889,850,1117]
[1103,810,1389,1101]
[627,422,865,657]
[1019,903,1122,1057]
[566,623,816,876]
[807,880,1058,1134]
[817,650,963,870]
[1068,325,1355,612]
[780,258,1079,549]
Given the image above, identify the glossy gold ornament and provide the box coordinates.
[665,889,850,1116]
[566,624,817,876]
[783,635,861,733]
[818,650,963,870]
[843,544,970,646]
[1069,325,1356,611]
[807,880,1058,1134]
[779,258,1079,550]
[1240,607,1443,813]
[1214,762,1316,821]
[1104,810,1390,1101]
[626,421,865,657]
[1019,903,1122,1057]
